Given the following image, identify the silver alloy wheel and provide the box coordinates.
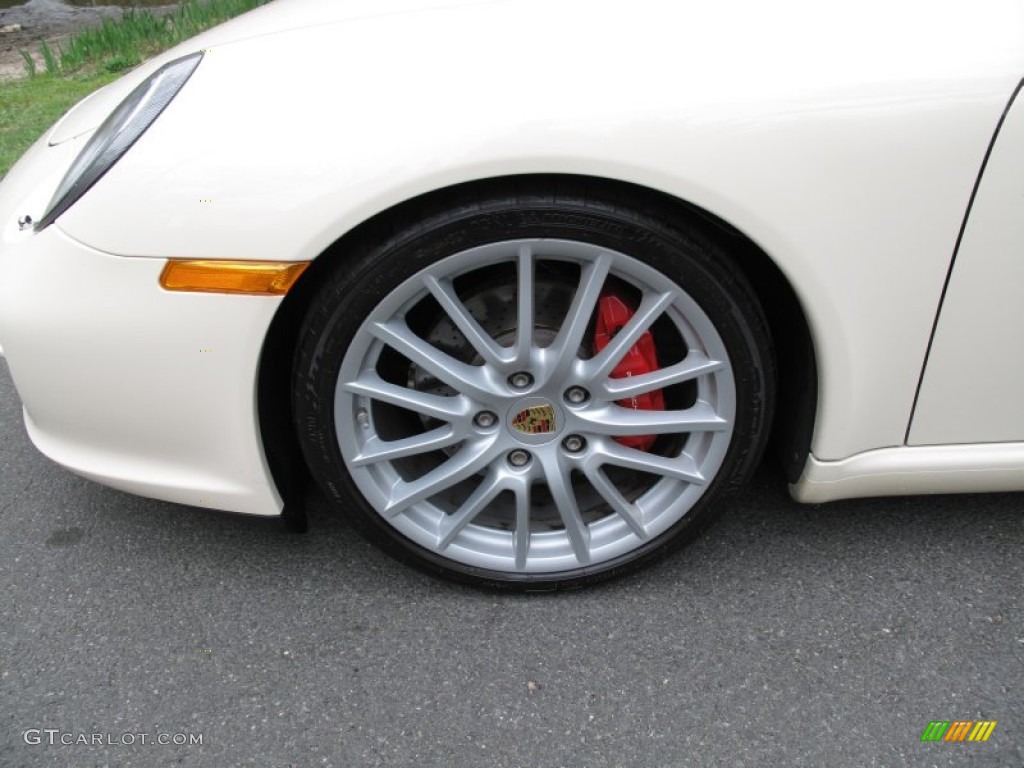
[334,239,736,574]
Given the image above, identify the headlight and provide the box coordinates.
[35,52,203,231]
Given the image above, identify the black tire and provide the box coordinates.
[293,182,775,590]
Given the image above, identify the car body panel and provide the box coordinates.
[2,0,1024,515]
[50,0,1024,463]
[0,224,282,516]
[792,442,1024,503]
[44,0,496,146]
[909,84,1024,445]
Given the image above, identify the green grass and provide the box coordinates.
[37,0,270,77]
[0,0,269,178]
[0,72,120,177]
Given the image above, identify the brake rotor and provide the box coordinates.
[408,276,574,397]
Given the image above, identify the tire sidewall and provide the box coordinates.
[294,196,774,589]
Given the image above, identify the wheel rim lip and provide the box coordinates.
[334,238,736,574]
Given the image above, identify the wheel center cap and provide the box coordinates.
[507,397,564,445]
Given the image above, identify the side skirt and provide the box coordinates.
[791,443,1024,503]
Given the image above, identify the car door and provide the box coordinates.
[909,82,1024,445]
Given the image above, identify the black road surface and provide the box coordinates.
[1,361,1021,767]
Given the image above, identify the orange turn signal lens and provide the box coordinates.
[160,260,310,296]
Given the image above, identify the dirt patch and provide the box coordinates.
[0,0,174,80]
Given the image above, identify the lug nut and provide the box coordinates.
[356,408,370,429]
[508,372,533,390]
[562,435,586,454]
[474,411,497,428]
[508,449,532,468]
[564,386,589,405]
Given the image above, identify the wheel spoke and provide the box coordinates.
[582,465,649,540]
[369,319,495,400]
[422,274,509,368]
[351,426,459,467]
[335,236,739,575]
[515,244,534,365]
[437,469,505,549]
[577,401,729,436]
[601,353,726,399]
[547,252,613,378]
[594,439,707,485]
[539,453,590,564]
[383,439,496,517]
[342,372,468,421]
[513,479,531,570]
[586,290,675,382]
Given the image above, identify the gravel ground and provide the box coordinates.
[0,357,1022,767]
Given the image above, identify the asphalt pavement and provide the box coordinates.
[1,360,1021,767]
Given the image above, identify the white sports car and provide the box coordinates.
[1,0,1022,588]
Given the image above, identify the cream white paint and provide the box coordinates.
[0,225,282,516]
[792,443,1024,504]
[1,0,1024,513]
[909,85,1024,445]
[52,0,1024,461]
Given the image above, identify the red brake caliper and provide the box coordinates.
[593,290,664,451]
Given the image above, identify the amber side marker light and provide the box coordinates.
[160,260,310,296]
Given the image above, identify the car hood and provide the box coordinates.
[48,0,501,144]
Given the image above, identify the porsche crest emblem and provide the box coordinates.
[511,404,556,434]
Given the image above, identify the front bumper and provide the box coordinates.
[0,139,283,516]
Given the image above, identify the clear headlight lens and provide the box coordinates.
[35,52,203,231]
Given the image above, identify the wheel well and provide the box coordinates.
[257,174,818,525]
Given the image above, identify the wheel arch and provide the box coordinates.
[257,174,818,526]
